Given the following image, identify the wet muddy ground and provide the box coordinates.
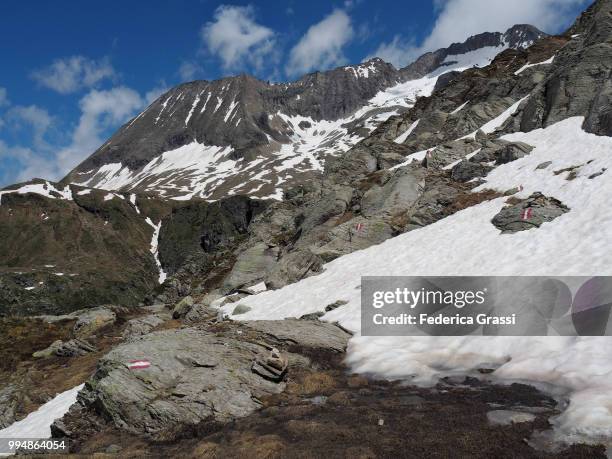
[63,349,605,459]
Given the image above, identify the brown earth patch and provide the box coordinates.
[447,189,503,214]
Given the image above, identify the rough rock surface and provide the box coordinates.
[0,384,21,429]
[33,338,96,358]
[507,0,612,137]
[73,306,117,338]
[491,193,570,233]
[52,320,351,439]
[171,296,194,319]
[122,314,167,341]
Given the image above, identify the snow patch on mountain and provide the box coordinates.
[515,56,555,75]
[442,45,506,70]
[0,181,73,205]
[394,119,420,144]
[463,97,529,138]
[145,217,166,284]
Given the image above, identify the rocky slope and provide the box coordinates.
[0,180,271,315]
[3,0,612,455]
[0,181,166,315]
[63,25,544,201]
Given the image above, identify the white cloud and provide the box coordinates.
[0,87,8,107]
[7,105,53,149]
[31,56,116,94]
[368,35,417,68]
[178,61,204,81]
[422,0,588,51]
[1,87,144,185]
[56,86,143,173]
[200,5,276,71]
[0,143,58,184]
[286,9,354,77]
[370,0,589,68]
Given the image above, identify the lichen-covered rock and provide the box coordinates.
[33,338,96,358]
[451,161,494,182]
[73,306,116,338]
[494,142,533,165]
[360,168,424,218]
[241,319,352,353]
[172,296,194,319]
[55,339,97,357]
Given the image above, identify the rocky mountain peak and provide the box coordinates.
[63,23,546,202]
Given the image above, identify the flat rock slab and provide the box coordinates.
[242,319,352,353]
[487,409,537,426]
[121,314,167,341]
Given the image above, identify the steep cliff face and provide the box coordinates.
[63,26,545,201]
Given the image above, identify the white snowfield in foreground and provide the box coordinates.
[0,385,83,441]
[223,117,612,445]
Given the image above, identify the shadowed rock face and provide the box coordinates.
[158,196,268,275]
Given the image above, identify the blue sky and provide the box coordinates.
[0,0,590,187]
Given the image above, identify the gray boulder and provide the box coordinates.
[491,193,570,233]
[33,338,97,358]
[242,319,352,353]
[172,296,194,319]
[223,243,280,290]
[494,142,533,165]
[52,320,351,439]
[122,315,167,340]
[184,302,219,323]
[361,168,424,218]
[54,339,97,357]
[73,306,117,338]
[266,250,324,289]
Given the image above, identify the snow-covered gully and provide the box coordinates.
[145,217,167,284]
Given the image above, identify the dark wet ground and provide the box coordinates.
[64,349,605,459]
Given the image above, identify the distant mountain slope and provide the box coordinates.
[63,25,545,201]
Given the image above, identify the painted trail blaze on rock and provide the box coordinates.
[521,208,533,220]
[128,360,151,370]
